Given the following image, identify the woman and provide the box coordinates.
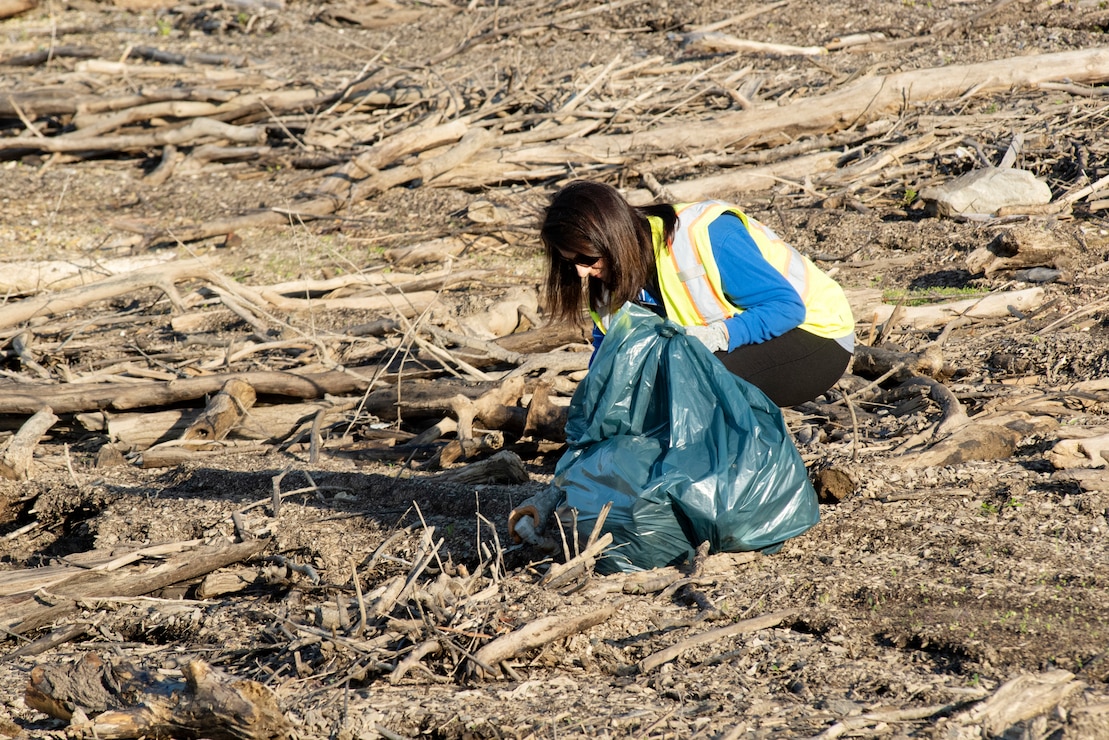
[541,180,855,407]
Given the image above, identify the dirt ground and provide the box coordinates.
[2,1,1109,738]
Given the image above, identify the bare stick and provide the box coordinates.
[0,257,211,331]
[350,558,368,638]
[270,468,289,518]
[539,533,614,590]
[388,640,442,684]
[898,377,971,437]
[638,609,798,673]
[469,605,616,679]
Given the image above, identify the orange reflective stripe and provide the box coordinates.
[745,217,812,302]
[685,205,734,314]
[662,227,709,324]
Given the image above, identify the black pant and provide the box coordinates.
[713,328,851,407]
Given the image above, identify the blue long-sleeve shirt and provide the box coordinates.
[591,212,807,354]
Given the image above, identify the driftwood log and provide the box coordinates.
[433,449,530,484]
[5,43,1098,245]
[946,670,1084,737]
[447,48,1109,192]
[895,411,1058,468]
[26,654,291,740]
[0,253,177,295]
[1,538,269,636]
[0,369,375,415]
[0,406,58,480]
[857,287,1047,332]
[0,0,35,20]
[0,257,213,331]
[180,378,257,443]
[851,343,952,382]
[81,401,344,450]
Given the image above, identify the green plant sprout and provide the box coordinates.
[882,286,990,306]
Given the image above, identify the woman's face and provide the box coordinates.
[558,249,610,282]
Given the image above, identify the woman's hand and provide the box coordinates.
[686,322,729,353]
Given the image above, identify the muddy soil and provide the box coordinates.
[2,1,1109,738]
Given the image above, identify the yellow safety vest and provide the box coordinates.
[593,201,855,342]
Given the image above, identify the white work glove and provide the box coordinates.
[685,322,729,353]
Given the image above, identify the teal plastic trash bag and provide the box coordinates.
[551,304,820,573]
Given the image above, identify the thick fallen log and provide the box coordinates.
[137,441,270,469]
[0,118,266,153]
[0,406,58,480]
[80,401,346,450]
[0,368,378,415]
[71,100,223,138]
[521,382,569,442]
[180,378,257,442]
[0,566,83,599]
[444,48,1109,189]
[0,85,227,118]
[434,431,505,467]
[966,225,1076,278]
[27,654,292,740]
[0,257,214,331]
[495,322,592,355]
[0,0,35,20]
[0,253,178,296]
[858,287,1046,332]
[196,567,258,599]
[433,450,530,484]
[23,651,122,720]
[895,411,1058,468]
[1045,428,1109,470]
[399,376,529,441]
[944,669,1083,737]
[1,538,269,636]
[0,540,205,598]
[851,343,952,382]
[9,373,541,428]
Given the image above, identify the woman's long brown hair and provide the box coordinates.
[540,180,677,323]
